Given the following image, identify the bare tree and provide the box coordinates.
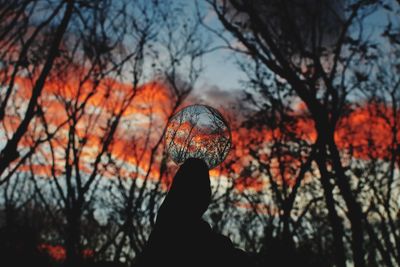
[0,0,75,182]
[0,1,207,266]
[200,0,383,266]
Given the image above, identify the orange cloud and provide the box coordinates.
[4,66,399,195]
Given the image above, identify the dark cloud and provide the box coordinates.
[223,0,345,54]
[189,85,240,107]
[185,84,249,124]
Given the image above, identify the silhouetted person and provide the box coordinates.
[134,158,254,266]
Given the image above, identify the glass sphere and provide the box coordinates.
[165,104,231,169]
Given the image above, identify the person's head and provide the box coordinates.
[157,158,211,223]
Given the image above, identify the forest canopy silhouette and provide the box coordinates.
[0,0,399,267]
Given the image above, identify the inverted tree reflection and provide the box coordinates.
[165,105,231,169]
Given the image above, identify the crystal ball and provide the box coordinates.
[165,104,231,169]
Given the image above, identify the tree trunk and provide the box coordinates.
[314,110,366,267]
[327,136,366,267]
[0,0,74,178]
[315,143,347,267]
[65,207,82,267]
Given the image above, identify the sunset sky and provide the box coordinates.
[2,2,396,191]
[1,1,399,266]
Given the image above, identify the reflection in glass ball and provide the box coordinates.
[165,104,231,169]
